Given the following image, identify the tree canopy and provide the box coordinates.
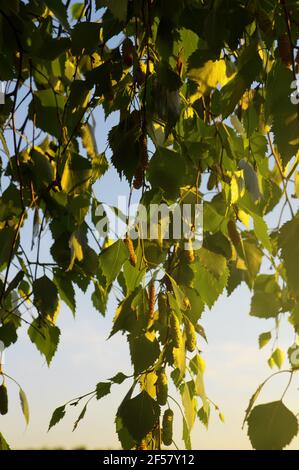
[1,0,299,450]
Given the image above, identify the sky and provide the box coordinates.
[1,3,299,450]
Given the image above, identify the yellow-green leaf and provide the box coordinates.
[271,348,284,369]
[67,231,84,271]
[19,387,30,425]
[188,59,228,102]
[258,331,272,349]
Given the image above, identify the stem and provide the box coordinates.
[281,371,294,400]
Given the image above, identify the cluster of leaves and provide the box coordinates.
[1,0,299,450]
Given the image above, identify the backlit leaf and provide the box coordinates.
[48,405,66,431]
[117,391,160,442]
[33,276,59,319]
[19,388,29,426]
[247,401,298,450]
[28,318,60,366]
[99,239,127,285]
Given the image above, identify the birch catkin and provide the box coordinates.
[124,236,137,267]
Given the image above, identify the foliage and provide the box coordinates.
[0,0,299,450]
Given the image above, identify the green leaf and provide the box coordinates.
[258,331,272,349]
[91,154,108,184]
[202,201,224,232]
[97,0,128,22]
[268,355,275,369]
[182,416,192,450]
[36,37,71,61]
[190,354,208,411]
[64,80,91,136]
[96,382,111,400]
[242,382,265,428]
[247,401,298,450]
[108,114,141,182]
[28,318,60,366]
[266,63,299,166]
[129,333,160,374]
[73,403,88,431]
[147,147,187,200]
[0,432,10,450]
[115,416,135,450]
[271,348,285,369]
[117,390,160,442]
[0,227,17,270]
[182,287,204,325]
[243,240,262,286]
[198,247,227,279]
[123,260,145,295]
[289,304,299,334]
[178,28,199,66]
[219,43,262,117]
[29,90,65,138]
[61,153,92,195]
[99,239,127,285]
[67,231,84,271]
[109,289,142,338]
[0,322,18,347]
[194,263,229,309]
[188,58,227,100]
[157,63,182,91]
[0,131,9,161]
[109,372,129,384]
[251,213,272,252]
[29,148,54,188]
[168,275,188,311]
[198,405,210,430]
[48,405,66,431]
[71,3,85,20]
[227,262,244,296]
[71,23,102,55]
[19,387,30,425]
[80,122,97,158]
[33,276,59,319]
[0,97,13,127]
[19,279,30,299]
[0,184,23,222]
[279,215,299,295]
[54,270,76,316]
[181,382,196,432]
[44,0,70,31]
[250,291,280,319]
[173,338,186,381]
[91,282,108,316]
[288,343,299,370]
[80,246,99,277]
[4,270,24,298]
